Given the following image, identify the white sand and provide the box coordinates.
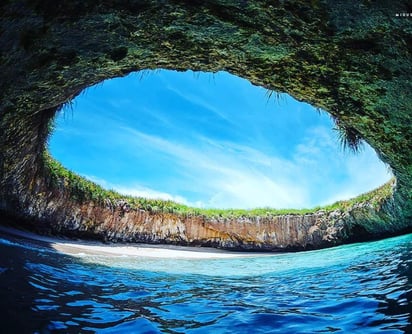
[0,226,264,259]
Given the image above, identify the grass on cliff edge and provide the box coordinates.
[43,152,394,219]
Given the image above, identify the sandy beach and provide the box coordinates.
[0,225,264,259]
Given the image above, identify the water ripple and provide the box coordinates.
[0,233,411,333]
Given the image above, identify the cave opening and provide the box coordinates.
[0,0,410,250]
[48,69,392,210]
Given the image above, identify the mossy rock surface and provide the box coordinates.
[0,0,411,250]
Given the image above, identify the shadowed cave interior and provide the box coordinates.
[0,0,411,250]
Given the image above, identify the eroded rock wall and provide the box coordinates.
[8,175,406,250]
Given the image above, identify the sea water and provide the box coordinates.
[0,231,410,333]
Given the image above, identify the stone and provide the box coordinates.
[0,0,411,250]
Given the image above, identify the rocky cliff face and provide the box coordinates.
[0,0,411,250]
[8,174,407,250]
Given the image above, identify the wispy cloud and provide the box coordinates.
[109,126,314,209]
[59,114,392,210]
[165,84,233,123]
[292,125,392,206]
[52,70,392,210]
[84,174,202,207]
[112,185,199,207]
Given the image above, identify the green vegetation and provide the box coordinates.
[317,179,394,212]
[332,117,364,153]
[43,151,394,219]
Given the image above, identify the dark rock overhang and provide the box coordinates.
[0,0,411,250]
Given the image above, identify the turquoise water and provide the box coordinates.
[0,232,411,333]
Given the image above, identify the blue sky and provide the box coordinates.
[49,70,391,209]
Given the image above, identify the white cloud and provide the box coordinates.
[323,147,392,204]
[64,71,392,211]
[207,174,308,209]
[109,127,313,209]
[165,84,233,123]
[82,174,201,207]
[80,121,392,211]
[112,185,194,206]
[294,126,392,206]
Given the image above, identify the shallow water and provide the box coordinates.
[0,232,411,333]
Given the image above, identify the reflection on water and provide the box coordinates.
[0,231,411,333]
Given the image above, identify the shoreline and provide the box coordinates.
[0,225,270,259]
